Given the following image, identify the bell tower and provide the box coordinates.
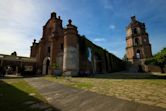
[126,16,152,65]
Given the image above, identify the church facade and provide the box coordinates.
[30,12,124,76]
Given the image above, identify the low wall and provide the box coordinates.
[147,65,166,73]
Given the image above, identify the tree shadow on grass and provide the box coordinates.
[0,80,61,111]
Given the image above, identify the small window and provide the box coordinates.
[48,47,50,53]
[135,38,139,45]
[133,28,137,34]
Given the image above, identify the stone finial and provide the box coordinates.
[131,16,136,22]
[51,12,56,18]
[66,19,77,30]
[58,16,61,19]
[68,19,72,25]
[142,23,145,27]
[33,39,36,43]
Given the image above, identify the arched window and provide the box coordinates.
[135,38,139,45]
[42,57,50,75]
[87,47,92,62]
[133,28,137,34]
[136,49,141,59]
[93,52,102,73]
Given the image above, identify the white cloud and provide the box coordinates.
[0,29,31,56]
[109,25,116,30]
[0,0,43,56]
[0,0,72,56]
[94,38,106,42]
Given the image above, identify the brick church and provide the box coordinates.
[1,12,157,75]
[30,12,124,76]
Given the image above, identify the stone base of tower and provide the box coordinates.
[63,70,78,76]
[128,59,149,72]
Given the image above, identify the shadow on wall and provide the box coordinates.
[148,65,166,73]
[0,80,61,111]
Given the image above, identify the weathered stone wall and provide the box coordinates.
[30,12,125,76]
[147,65,166,73]
[63,20,79,76]
[79,36,125,75]
[126,16,152,64]
[30,12,64,74]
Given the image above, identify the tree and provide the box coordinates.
[122,54,132,71]
[122,54,128,61]
[11,51,17,56]
[145,47,166,73]
[51,63,59,69]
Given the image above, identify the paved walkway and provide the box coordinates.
[24,77,166,111]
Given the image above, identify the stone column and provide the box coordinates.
[50,38,58,75]
[0,60,3,66]
[63,19,79,76]
[16,66,19,76]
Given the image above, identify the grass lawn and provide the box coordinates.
[44,72,166,109]
[0,78,59,111]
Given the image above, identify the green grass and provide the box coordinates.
[0,78,57,111]
[44,73,166,109]
[45,77,93,89]
[71,82,93,89]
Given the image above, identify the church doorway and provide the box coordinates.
[42,57,50,75]
[138,65,143,72]
[93,53,102,74]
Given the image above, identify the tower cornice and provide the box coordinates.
[126,33,148,40]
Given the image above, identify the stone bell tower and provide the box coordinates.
[126,16,152,66]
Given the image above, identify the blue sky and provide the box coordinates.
[0,0,166,58]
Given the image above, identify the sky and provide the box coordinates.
[0,0,166,58]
